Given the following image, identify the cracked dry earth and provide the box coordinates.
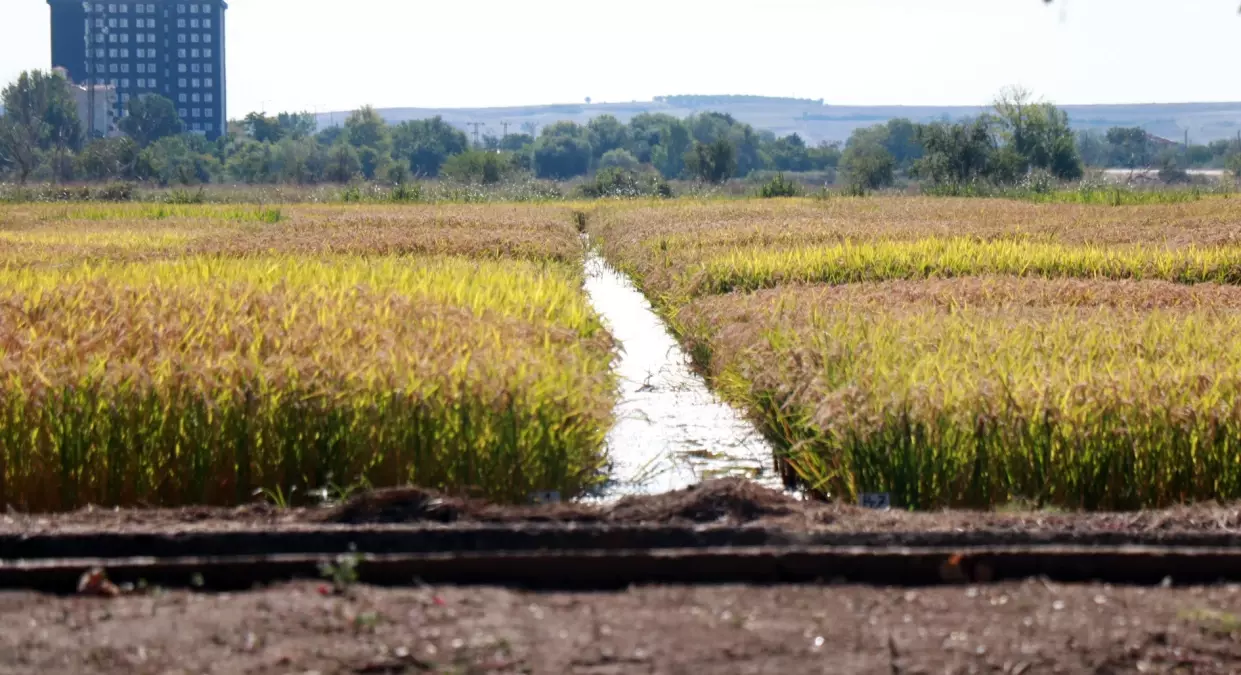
[2,581,1241,674]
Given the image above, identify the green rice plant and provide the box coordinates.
[695,238,1241,295]
[677,278,1241,510]
[0,201,618,511]
[0,255,616,511]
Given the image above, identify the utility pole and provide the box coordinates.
[500,121,511,140]
[467,122,484,148]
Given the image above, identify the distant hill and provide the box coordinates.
[315,97,1241,146]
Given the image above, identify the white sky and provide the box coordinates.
[1,0,1238,119]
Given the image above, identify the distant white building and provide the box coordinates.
[53,66,119,138]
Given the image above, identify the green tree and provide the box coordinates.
[769,133,811,172]
[992,87,1083,180]
[882,118,924,168]
[807,142,842,171]
[1104,127,1156,168]
[243,112,284,143]
[76,136,140,180]
[273,136,329,184]
[1,69,83,183]
[684,139,737,183]
[499,133,534,152]
[342,105,391,179]
[587,115,629,158]
[316,125,344,146]
[1075,130,1109,167]
[1227,152,1241,179]
[534,123,592,179]
[343,105,389,149]
[241,111,313,144]
[139,135,218,185]
[119,94,184,147]
[844,119,924,173]
[0,117,38,183]
[629,113,691,178]
[688,111,736,144]
[225,138,276,183]
[275,112,317,140]
[840,142,895,192]
[325,143,361,182]
[598,148,640,171]
[729,124,764,177]
[390,117,469,177]
[913,119,996,187]
[441,150,517,184]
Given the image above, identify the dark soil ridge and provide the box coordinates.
[6,480,1241,563]
[9,545,1241,593]
[8,478,1241,532]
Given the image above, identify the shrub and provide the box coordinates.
[441,150,518,185]
[597,149,640,172]
[758,172,800,198]
[577,167,673,199]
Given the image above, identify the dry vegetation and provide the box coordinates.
[0,203,614,511]
[590,197,1241,509]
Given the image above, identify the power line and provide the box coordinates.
[467,122,484,147]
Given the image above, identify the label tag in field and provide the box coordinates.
[859,492,891,510]
[529,491,561,505]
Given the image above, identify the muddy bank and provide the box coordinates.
[8,478,1241,537]
[3,580,1241,674]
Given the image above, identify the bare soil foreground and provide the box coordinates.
[4,580,1241,674]
[7,480,1241,672]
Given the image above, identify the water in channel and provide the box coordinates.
[582,250,784,498]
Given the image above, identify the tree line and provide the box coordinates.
[2,71,1239,189]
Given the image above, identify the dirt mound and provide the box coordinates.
[324,479,803,525]
[324,487,470,524]
[323,487,603,525]
[608,478,801,524]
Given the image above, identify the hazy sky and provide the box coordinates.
[1,0,1238,119]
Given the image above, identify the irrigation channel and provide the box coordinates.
[581,246,784,498]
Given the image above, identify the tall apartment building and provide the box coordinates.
[47,0,227,139]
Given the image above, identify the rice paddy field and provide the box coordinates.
[0,203,616,511]
[588,196,1241,510]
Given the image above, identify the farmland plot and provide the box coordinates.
[590,197,1241,509]
[0,204,615,510]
